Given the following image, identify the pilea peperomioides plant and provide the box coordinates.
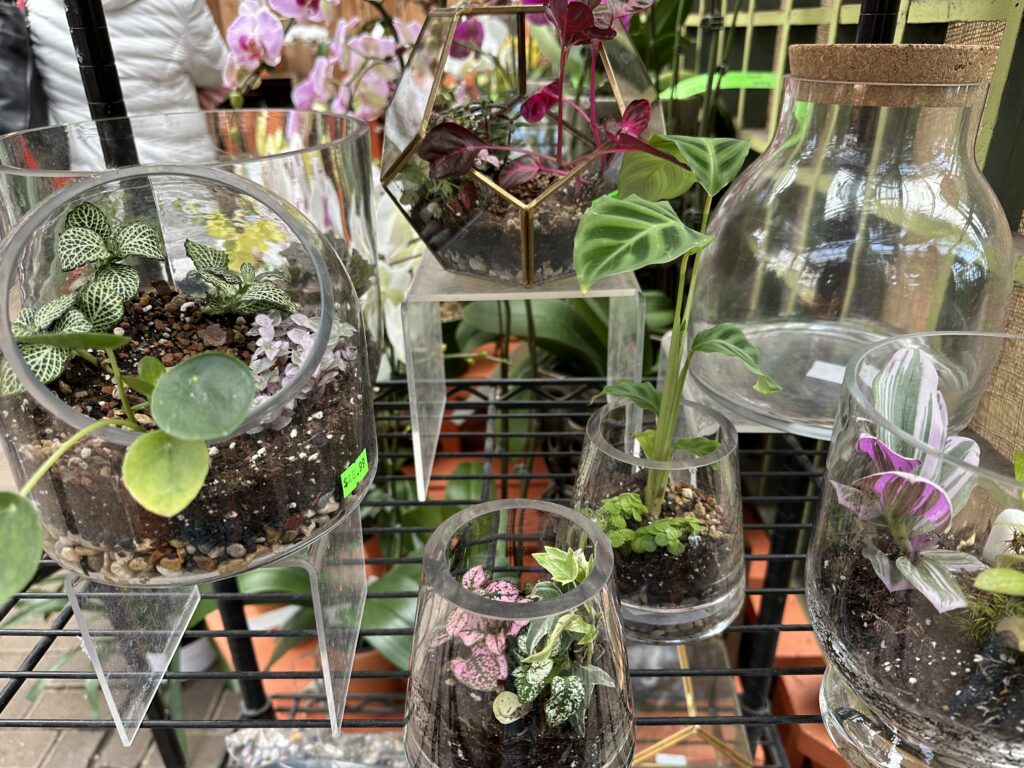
[184,240,297,317]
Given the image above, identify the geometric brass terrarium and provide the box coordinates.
[381,2,663,286]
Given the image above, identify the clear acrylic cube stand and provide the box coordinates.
[66,506,367,746]
[402,252,646,500]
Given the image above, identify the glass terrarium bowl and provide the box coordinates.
[689,60,1014,439]
[0,110,380,373]
[381,4,662,287]
[0,165,376,587]
[808,332,1024,768]
[574,403,743,643]
[406,498,635,768]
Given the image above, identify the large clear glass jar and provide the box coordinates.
[406,499,634,768]
[808,332,1024,767]
[0,111,381,373]
[0,165,376,586]
[689,45,1013,439]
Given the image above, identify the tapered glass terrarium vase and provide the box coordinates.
[688,45,1013,439]
[0,110,381,372]
[574,403,743,643]
[381,4,662,286]
[808,332,1024,768]
[0,165,375,743]
[406,499,635,768]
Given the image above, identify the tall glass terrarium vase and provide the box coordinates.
[688,45,1013,439]
[406,499,635,768]
[0,165,376,586]
[808,332,1024,768]
[0,110,381,372]
[574,403,743,643]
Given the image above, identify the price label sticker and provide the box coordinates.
[340,449,369,498]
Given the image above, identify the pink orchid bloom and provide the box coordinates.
[328,17,362,66]
[226,1,284,70]
[291,55,333,110]
[350,35,398,61]
[394,19,422,48]
[269,0,322,22]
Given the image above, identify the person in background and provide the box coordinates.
[1,0,47,134]
[24,0,230,164]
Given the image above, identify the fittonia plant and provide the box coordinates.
[184,241,297,317]
[831,348,986,613]
[437,548,615,734]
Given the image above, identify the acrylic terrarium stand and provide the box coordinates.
[66,507,367,747]
[402,251,645,501]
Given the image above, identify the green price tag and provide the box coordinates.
[340,449,369,498]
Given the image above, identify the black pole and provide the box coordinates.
[217,577,276,721]
[855,0,899,44]
[64,0,139,168]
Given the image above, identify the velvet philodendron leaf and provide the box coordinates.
[58,227,110,271]
[65,202,112,240]
[656,135,751,196]
[417,122,488,180]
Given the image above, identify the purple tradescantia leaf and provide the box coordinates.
[895,555,969,613]
[856,434,920,474]
[935,435,981,514]
[832,480,882,521]
[854,471,952,547]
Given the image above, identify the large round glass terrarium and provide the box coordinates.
[0,110,381,372]
[0,165,376,586]
[808,332,1024,767]
[406,499,634,768]
[688,45,1013,439]
[381,2,662,286]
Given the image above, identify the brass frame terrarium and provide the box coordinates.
[381,3,663,286]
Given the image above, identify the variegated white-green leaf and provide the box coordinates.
[66,202,111,239]
[78,281,125,330]
[237,281,298,314]
[543,675,586,728]
[15,307,37,328]
[240,262,256,284]
[58,227,109,271]
[114,221,164,260]
[492,691,524,725]
[92,263,141,300]
[0,361,22,396]
[35,294,77,330]
[895,554,968,613]
[11,322,36,339]
[21,344,70,384]
[573,195,712,292]
[656,135,751,196]
[185,240,229,272]
[54,309,92,334]
[198,267,243,295]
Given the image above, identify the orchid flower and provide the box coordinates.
[450,19,485,59]
[226,0,284,72]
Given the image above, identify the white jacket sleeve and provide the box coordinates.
[182,0,228,89]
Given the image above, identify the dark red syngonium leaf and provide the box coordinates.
[498,156,545,189]
[417,122,487,180]
[520,80,562,123]
[619,99,651,137]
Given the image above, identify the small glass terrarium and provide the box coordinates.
[0,166,376,586]
[406,499,635,768]
[808,332,1024,768]
[381,3,662,286]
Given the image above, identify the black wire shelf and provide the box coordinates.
[0,378,826,767]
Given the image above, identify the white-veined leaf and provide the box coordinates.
[65,202,112,239]
[240,263,256,284]
[15,307,37,328]
[0,361,22,396]
[54,309,92,334]
[92,263,141,300]
[78,281,125,330]
[114,221,164,260]
[34,294,77,330]
[236,280,298,314]
[58,227,109,271]
[655,136,751,196]
[20,344,70,384]
[185,240,230,272]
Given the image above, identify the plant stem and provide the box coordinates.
[557,48,568,166]
[106,352,141,430]
[20,418,138,496]
[643,193,714,515]
[669,0,690,130]
[73,350,99,367]
[588,45,600,147]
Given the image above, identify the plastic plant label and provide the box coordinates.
[806,360,846,385]
[340,449,369,497]
[654,755,689,766]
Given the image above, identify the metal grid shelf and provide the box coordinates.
[0,378,826,767]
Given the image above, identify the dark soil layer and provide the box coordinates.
[0,283,369,585]
[817,539,1024,752]
[407,639,632,768]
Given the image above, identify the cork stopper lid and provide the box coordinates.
[789,44,998,85]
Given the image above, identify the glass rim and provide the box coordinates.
[0,110,369,177]
[585,400,738,470]
[0,164,337,448]
[783,74,990,90]
[422,499,614,621]
[847,331,1024,493]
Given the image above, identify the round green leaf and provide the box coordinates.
[123,432,210,517]
[573,195,712,292]
[150,353,255,440]
[0,492,42,603]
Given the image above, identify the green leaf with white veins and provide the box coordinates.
[0,492,42,603]
[184,240,230,272]
[573,195,712,292]
[77,281,125,330]
[20,344,70,384]
[58,227,109,271]
[114,221,164,260]
[92,263,141,301]
[34,294,77,330]
[657,136,751,196]
[691,323,780,394]
[237,280,298,314]
[53,310,92,335]
[65,202,111,239]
